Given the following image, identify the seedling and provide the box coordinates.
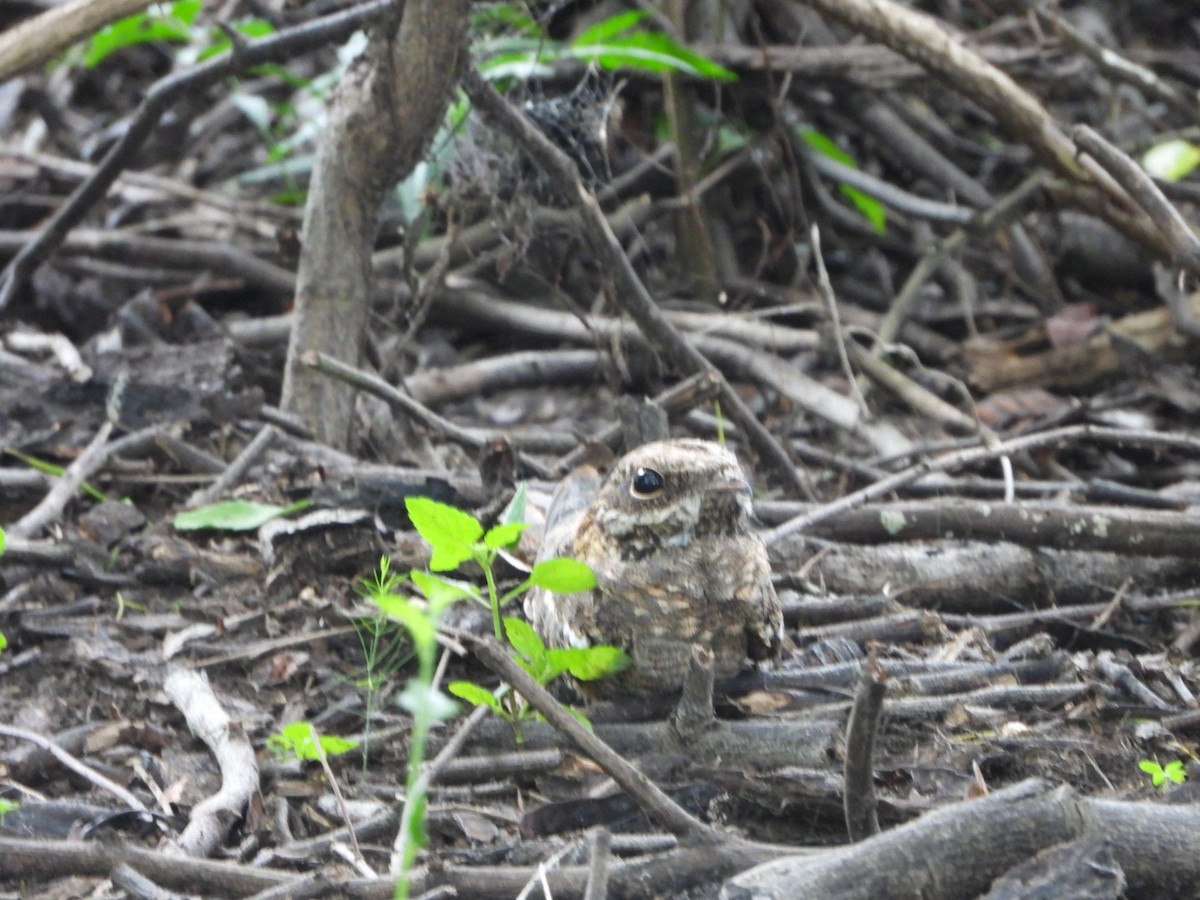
[400,493,628,735]
[3,449,107,502]
[1139,758,1186,791]
[269,721,363,863]
[363,494,628,897]
[450,616,627,736]
[268,721,359,762]
[362,553,460,900]
[404,491,596,641]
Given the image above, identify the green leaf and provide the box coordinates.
[449,680,505,715]
[0,798,19,817]
[410,569,483,614]
[1142,139,1200,182]
[1139,759,1165,786]
[798,127,887,234]
[271,721,353,761]
[0,632,7,654]
[83,0,201,68]
[575,9,650,44]
[1164,760,1188,785]
[570,34,735,80]
[405,497,483,571]
[0,527,6,555]
[172,499,310,531]
[547,645,630,681]
[571,11,735,81]
[530,558,596,593]
[503,616,546,665]
[371,592,435,651]
[484,522,527,550]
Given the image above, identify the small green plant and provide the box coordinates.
[362,554,460,900]
[1139,758,1186,791]
[404,490,597,641]
[401,493,628,733]
[360,494,628,897]
[4,449,107,502]
[269,721,364,862]
[77,0,275,69]
[450,616,627,734]
[0,798,18,819]
[350,564,415,768]
[269,721,360,761]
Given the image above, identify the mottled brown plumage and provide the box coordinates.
[525,439,783,697]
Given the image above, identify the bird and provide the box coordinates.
[525,438,783,697]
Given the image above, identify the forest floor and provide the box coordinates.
[2,0,1200,897]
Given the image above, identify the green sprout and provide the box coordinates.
[1139,758,1187,791]
[268,721,360,762]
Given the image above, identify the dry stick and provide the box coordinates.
[1043,9,1200,124]
[303,350,552,477]
[9,420,113,539]
[670,646,717,741]
[1071,125,1200,284]
[791,0,1163,255]
[0,723,149,812]
[0,0,155,80]
[464,633,718,844]
[460,67,812,500]
[876,171,1049,345]
[187,424,278,508]
[584,828,613,900]
[0,836,293,895]
[163,668,261,858]
[0,0,406,309]
[763,423,1200,547]
[110,862,182,900]
[842,659,886,842]
[810,225,868,419]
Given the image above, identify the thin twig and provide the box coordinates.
[460,66,812,499]
[0,723,149,812]
[0,0,407,308]
[461,632,718,843]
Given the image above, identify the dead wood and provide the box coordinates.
[460,66,812,499]
[774,540,1200,614]
[0,0,156,81]
[281,0,467,446]
[0,0,403,308]
[725,779,1200,899]
[765,499,1200,558]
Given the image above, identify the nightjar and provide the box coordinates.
[525,439,783,697]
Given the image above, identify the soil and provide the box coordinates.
[2,1,1200,898]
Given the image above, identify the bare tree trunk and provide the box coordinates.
[281,0,469,447]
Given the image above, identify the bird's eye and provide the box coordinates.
[630,467,665,498]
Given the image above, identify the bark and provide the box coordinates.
[281,0,468,446]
